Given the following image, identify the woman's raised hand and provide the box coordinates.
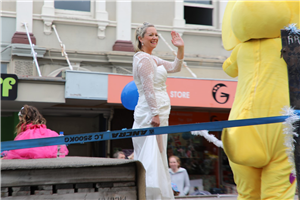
[171,31,184,48]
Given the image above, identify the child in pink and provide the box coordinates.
[2,105,69,159]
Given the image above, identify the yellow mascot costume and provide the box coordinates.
[221,1,299,199]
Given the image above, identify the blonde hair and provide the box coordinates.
[134,22,155,52]
[169,155,181,168]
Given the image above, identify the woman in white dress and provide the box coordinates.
[132,22,185,200]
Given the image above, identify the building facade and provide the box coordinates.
[1,0,236,193]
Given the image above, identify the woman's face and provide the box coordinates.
[169,157,179,170]
[140,27,158,51]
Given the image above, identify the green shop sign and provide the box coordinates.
[1,74,18,100]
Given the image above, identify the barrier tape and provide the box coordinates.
[2,114,298,152]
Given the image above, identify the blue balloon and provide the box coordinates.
[121,81,139,110]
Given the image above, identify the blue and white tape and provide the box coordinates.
[2,114,297,152]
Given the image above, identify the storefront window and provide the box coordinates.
[168,110,235,194]
[168,131,219,192]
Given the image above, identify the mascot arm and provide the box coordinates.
[222,43,241,78]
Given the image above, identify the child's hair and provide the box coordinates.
[16,105,46,135]
[169,155,181,168]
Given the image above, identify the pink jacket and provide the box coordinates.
[2,123,69,159]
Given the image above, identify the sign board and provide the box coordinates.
[1,74,18,100]
[108,74,237,109]
[65,71,108,100]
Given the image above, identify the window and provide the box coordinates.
[184,0,214,26]
[1,63,7,74]
[52,0,95,19]
[54,1,91,12]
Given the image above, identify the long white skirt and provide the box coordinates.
[132,117,174,200]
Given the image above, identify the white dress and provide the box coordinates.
[132,51,183,200]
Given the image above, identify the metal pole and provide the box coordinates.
[23,23,42,77]
[281,27,300,199]
[52,25,73,70]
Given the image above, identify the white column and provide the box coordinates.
[42,0,55,16]
[219,0,228,30]
[173,0,185,35]
[96,1,108,21]
[41,0,55,35]
[16,0,33,32]
[116,0,132,41]
[173,0,185,27]
[96,0,109,39]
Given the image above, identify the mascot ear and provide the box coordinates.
[222,0,241,51]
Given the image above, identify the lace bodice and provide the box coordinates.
[133,52,183,117]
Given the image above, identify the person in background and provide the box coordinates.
[2,105,69,159]
[169,155,190,196]
[113,151,126,159]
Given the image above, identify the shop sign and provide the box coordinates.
[1,74,18,100]
[166,78,236,108]
[108,74,237,109]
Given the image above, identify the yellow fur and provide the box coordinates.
[222,1,299,199]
